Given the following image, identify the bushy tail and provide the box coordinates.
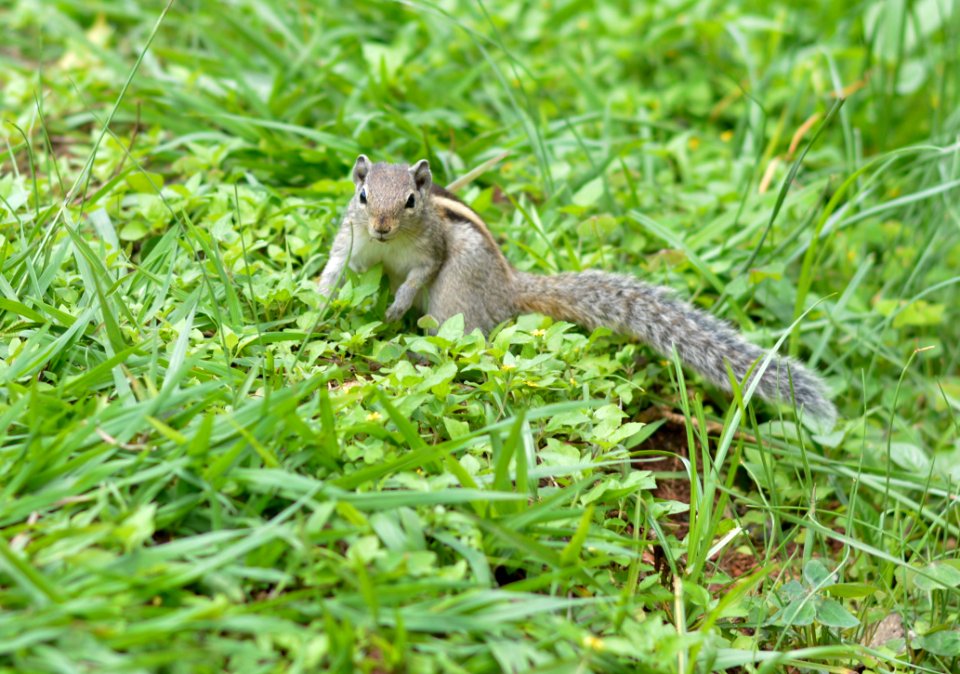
[513,270,837,430]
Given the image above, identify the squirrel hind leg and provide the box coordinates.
[426,287,495,335]
[428,297,515,335]
[428,258,517,335]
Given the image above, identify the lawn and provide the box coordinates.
[1,0,959,672]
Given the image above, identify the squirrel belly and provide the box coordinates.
[510,270,837,429]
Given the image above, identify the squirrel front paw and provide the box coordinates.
[385,303,408,322]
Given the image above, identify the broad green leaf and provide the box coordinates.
[913,561,960,592]
[914,630,960,657]
[815,599,859,628]
[802,558,834,587]
[768,599,816,627]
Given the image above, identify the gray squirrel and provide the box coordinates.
[319,156,837,429]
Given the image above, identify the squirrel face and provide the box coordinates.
[351,155,432,241]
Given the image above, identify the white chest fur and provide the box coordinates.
[348,227,429,290]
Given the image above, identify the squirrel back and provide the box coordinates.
[319,156,838,430]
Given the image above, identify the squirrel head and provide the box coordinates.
[351,155,432,241]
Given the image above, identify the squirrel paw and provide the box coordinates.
[385,304,408,322]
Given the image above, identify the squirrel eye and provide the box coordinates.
[405,193,416,209]
[359,188,367,205]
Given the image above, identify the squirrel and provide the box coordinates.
[318,155,837,430]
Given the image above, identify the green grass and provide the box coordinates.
[1,0,959,672]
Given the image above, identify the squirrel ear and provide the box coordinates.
[352,155,371,186]
[410,159,432,191]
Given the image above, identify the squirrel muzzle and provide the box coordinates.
[369,216,397,240]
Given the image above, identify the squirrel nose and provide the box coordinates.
[372,218,391,233]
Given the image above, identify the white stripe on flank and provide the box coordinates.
[431,194,489,231]
[430,192,511,272]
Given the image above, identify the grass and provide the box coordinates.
[1,0,959,671]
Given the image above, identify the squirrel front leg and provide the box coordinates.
[386,260,441,322]
[318,221,354,300]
